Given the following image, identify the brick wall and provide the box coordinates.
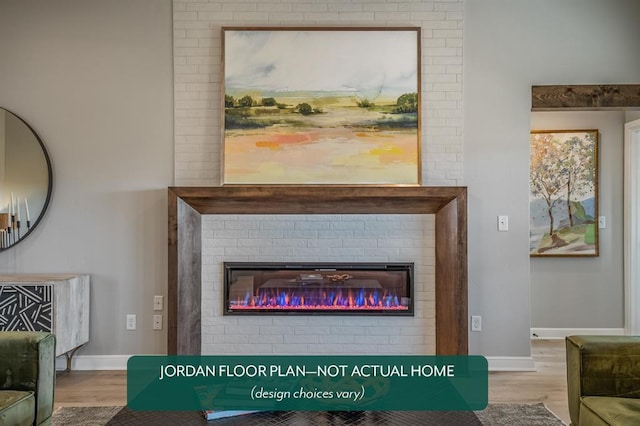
[201,214,435,354]
[174,0,463,186]
[172,0,463,355]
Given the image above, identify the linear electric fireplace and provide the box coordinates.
[224,262,414,315]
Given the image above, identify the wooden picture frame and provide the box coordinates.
[530,129,599,257]
[222,27,421,185]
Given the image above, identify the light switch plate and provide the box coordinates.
[598,216,606,229]
[497,216,509,231]
[154,295,163,311]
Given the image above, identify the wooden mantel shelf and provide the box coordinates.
[168,186,468,355]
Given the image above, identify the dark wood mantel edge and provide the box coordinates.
[169,185,465,193]
[168,186,468,355]
[168,189,178,354]
[169,186,467,214]
[435,190,468,355]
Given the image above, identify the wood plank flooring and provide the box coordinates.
[488,340,568,423]
[54,339,569,424]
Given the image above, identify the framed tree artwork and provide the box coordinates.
[221,27,421,185]
[530,129,599,257]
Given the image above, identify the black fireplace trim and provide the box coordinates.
[223,262,414,316]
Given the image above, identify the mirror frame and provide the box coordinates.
[0,107,53,251]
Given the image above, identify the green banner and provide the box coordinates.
[127,355,487,411]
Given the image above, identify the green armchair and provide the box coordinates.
[0,332,55,426]
[566,335,640,425]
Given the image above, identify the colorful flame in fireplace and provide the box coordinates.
[229,288,409,311]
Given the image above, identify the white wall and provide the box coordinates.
[465,0,640,356]
[0,0,173,355]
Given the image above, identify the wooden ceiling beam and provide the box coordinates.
[532,84,640,111]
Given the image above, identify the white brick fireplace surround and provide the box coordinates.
[201,214,435,355]
[171,0,465,356]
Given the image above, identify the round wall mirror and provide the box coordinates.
[0,108,53,251]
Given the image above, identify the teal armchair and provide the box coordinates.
[0,332,55,426]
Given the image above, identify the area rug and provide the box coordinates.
[475,403,565,425]
[52,403,565,425]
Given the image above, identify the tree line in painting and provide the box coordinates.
[224,92,418,129]
[530,131,596,254]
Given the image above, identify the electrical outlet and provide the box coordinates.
[153,314,163,330]
[126,314,136,330]
[471,315,482,332]
[154,295,163,311]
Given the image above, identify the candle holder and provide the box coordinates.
[0,195,46,250]
[0,214,8,249]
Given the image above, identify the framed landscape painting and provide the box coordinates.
[530,129,599,257]
[222,27,421,185]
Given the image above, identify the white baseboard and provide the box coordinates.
[530,328,626,340]
[56,355,132,371]
[486,356,535,372]
[59,354,537,372]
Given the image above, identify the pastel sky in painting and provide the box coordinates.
[224,30,418,99]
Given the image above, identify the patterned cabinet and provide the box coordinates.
[0,274,90,369]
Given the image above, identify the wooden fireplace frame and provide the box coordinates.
[168,186,468,355]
